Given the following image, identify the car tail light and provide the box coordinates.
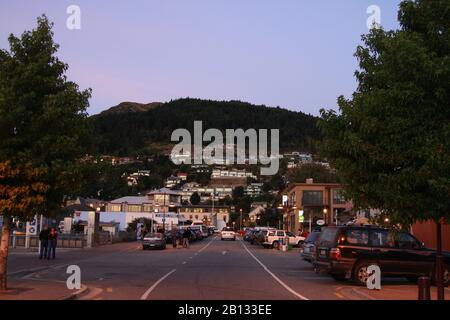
[330,248,341,260]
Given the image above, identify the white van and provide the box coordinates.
[190,223,209,238]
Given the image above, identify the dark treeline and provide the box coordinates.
[90,98,321,156]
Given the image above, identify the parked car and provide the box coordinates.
[315,225,450,286]
[142,233,166,250]
[243,229,254,241]
[254,228,276,245]
[221,227,236,241]
[262,230,306,249]
[301,231,321,263]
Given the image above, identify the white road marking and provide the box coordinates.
[197,238,214,253]
[182,261,187,265]
[222,251,228,255]
[140,269,177,300]
[241,241,309,300]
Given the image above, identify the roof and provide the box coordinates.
[147,187,180,196]
[284,182,344,193]
[109,196,149,205]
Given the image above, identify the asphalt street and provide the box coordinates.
[7,235,443,300]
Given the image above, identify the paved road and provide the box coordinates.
[7,236,446,300]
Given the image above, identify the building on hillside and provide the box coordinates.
[283,179,353,233]
[249,205,267,224]
[179,185,233,203]
[178,205,230,230]
[211,168,256,179]
[177,172,188,181]
[209,177,247,188]
[127,170,151,186]
[244,183,264,198]
[190,164,211,174]
[165,175,182,188]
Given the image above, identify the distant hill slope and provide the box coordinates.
[90,98,321,156]
[99,102,164,115]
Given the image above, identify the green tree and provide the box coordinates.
[190,192,201,205]
[319,0,450,299]
[0,16,91,290]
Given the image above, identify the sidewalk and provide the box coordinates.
[0,279,85,300]
[339,284,450,300]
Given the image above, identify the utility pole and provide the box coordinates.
[239,208,243,232]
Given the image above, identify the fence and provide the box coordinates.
[9,234,86,249]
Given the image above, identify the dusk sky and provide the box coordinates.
[0,0,401,115]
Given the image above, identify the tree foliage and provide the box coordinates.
[286,163,339,184]
[0,15,91,290]
[319,0,450,226]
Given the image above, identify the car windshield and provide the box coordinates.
[222,227,233,231]
[145,233,163,239]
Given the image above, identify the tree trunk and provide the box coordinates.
[0,215,11,291]
[436,221,444,300]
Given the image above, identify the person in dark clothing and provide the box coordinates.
[171,227,178,248]
[183,228,191,248]
[47,227,58,259]
[39,226,49,260]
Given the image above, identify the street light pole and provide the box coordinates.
[239,208,243,232]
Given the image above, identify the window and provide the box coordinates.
[276,231,285,237]
[127,205,141,212]
[395,233,420,249]
[370,230,394,247]
[318,228,338,246]
[333,190,346,204]
[286,232,295,237]
[143,205,153,212]
[302,191,323,206]
[110,204,121,212]
[346,229,369,245]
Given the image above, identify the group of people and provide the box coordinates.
[38,226,58,260]
[171,227,192,249]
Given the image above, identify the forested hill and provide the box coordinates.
[90,98,321,156]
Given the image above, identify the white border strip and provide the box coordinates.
[241,241,309,300]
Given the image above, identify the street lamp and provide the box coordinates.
[239,208,243,232]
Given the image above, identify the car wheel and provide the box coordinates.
[297,241,304,247]
[352,261,377,286]
[272,241,279,249]
[331,273,347,282]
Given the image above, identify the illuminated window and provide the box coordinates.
[110,205,121,212]
[127,205,141,212]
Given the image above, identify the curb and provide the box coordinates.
[61,284,89,300]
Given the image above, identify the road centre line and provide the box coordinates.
[140,269,177,300]
[140,237,215,300]
[241,241,309,300]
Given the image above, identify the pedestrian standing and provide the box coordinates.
[47,227,58,260]
[171,227,178,248]
[183,227,191,248]
[38,226,49,260]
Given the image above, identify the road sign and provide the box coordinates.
[316,219,325,226]
[298,215,305,223]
